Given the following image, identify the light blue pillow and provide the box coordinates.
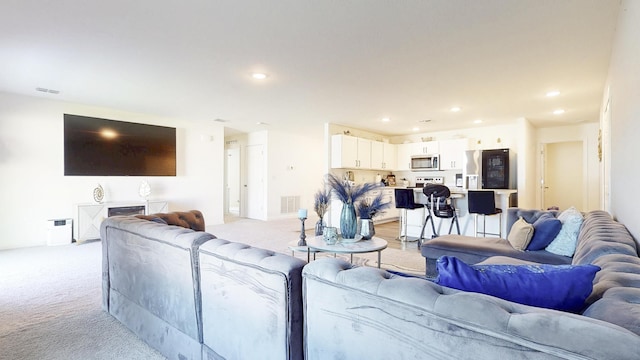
[435,256,600,312]
[545,207,583,257]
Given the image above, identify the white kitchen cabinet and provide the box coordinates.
[382,143,396,170]
[396,143,413,171]
[364,189,398,222]
[413,141,439,155]
[370,141,384,170]
[331,135,372,169]
[439,139,470,170]
[371,141,397,170]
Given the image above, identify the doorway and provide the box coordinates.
[542,141,584,211]
[225,147,241,216]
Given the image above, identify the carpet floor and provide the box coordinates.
[0,217,424,359]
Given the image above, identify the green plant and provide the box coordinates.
[357,192,391,219]
[325,173,380,204]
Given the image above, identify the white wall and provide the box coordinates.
[605,0,640,241]
[0,92,225,249]
[266,129,325,220]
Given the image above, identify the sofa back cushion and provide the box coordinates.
[199,239,306,360]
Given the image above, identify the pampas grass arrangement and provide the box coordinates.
[325,173,380,205]
[357,192,391,219]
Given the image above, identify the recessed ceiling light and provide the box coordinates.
[546,90,560,97]
[412,127,420,132]
[251,73,268,80]
[473,119,483,124]
[382,117,390,122]
[450,107,461,112]
[553,109,565,115]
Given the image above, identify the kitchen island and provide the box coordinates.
[408,187,517,239]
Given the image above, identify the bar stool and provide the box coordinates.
[394,188,422,242]
[419,184,460,247]
[467,190,502,237]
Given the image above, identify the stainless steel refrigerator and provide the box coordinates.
[463,148,510,189]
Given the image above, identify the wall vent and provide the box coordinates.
[280,196,300,214]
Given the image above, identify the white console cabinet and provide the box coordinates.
[74,200,168,242]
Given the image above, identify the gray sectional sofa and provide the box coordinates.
[102,209,640,360]
[101,213,305,360]
[303,209,640,359]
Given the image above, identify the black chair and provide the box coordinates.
[419,184,460,246]
[394,188,423,242]
[467,190,502,237]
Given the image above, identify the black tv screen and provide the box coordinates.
[64,114,176,176]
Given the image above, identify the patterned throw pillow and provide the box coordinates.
[435,256,600,312]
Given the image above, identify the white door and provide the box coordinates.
[226,148,241,215]
[543,141,583,211]
[246,144,266,220]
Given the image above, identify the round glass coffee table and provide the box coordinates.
[305,236,388,268]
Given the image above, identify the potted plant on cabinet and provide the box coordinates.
[356,192,391,239]
[313,187,331,236]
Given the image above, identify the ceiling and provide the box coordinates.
[0,0,620,137]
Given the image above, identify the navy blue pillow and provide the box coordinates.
[527,216,562,250]
[435,256,600,312]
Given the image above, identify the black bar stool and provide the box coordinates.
[394,188,422,242]
[419,184,460,247]
[467,190,502,237]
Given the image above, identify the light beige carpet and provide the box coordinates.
[207,217,426,276]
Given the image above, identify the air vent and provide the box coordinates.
[280,196,300,214]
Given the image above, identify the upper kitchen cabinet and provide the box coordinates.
[439,139,471,170]
[331,135,372,169]
[371,141,397,170]
[396,141,439,171]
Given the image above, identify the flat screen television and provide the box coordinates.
[64,114,176,176]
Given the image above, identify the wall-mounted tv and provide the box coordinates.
[64,114,176,176]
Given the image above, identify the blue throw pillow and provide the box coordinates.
[527,216,562,250]
[435,256,600,312]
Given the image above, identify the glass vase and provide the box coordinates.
[357,218,375,240]
[314,217,324,236]
[340,203,357,239]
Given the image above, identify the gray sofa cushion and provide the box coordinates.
[421,235,571,277]
[199,238,306,360]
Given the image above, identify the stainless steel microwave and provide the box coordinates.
[411,154,440,171]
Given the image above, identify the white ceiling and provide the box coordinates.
[0,0,620,137]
